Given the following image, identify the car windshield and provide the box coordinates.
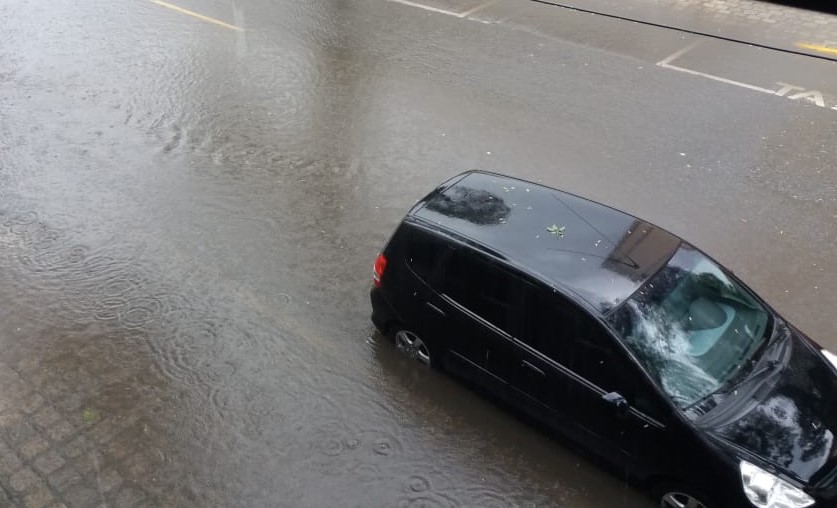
[607,245,771,409]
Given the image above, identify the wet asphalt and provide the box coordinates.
[0,0,835,506]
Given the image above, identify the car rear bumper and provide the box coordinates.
[370,286,395,336]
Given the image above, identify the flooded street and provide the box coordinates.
[1,0,834,506]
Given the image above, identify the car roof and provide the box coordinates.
[410,171,682,314]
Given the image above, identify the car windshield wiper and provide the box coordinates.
[726,356,781,392]
[684,332,785,413]
[727,327,789,387]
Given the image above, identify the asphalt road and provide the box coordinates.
[0,0,834,506]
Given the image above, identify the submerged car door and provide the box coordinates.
[511,286,670,470]
[508,285,583,432]
[434,246,522,394]
[561,314,671,474]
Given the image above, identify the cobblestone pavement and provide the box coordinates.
[0,316,225,508]
[0,357,146,508]
[0,216,232,507]
[668,0,837,44]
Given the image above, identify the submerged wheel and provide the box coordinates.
[393,329,433,367]
[661,492,707,508]
[655,484,713,508]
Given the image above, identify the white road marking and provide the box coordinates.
[657,44,776,94]
[774,82,806,97]
[658,45,837,113]
[656,42,700,66]
[383,6,837,112]
[659,62,778,94]
[387,0,465,17]
[387,0,500,19]
[460,0,500,17]
[788,90,826,107]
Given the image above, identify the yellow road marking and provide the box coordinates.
[796,42,837,56]
[151,0,244,31]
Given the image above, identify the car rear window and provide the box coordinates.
[441,249,514,332]
[405,227,443,283]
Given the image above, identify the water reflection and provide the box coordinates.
[0,0,662,506]
[719,394,834,480]
[425,185,511,225]
[609,246,770,407]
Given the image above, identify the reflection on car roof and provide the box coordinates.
[411,171,681,313]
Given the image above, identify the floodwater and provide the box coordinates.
[0,0,833,506]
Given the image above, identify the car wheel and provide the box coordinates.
[654,484,714,508]
[393,328,434,367]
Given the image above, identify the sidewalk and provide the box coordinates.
[0,348,153,507]
[539,0,837,59]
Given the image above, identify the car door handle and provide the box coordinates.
[521,360,545,377]
[425,302,445,317]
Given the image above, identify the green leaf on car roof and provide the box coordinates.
[547,224,565,237]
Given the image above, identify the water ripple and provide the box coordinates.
[150,320,233,389]
[3,210,38,226]
[459,487,520,508]
[397,493,459,508]
[92,295,130,323]
[407,475,432,493]
[117,295,164,329]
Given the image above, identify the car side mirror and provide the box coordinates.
[602,391,629,416]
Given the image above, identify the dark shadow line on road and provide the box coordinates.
[529,0,837,63]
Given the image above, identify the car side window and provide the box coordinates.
[520,287,666,419]
[519,287,613,372]
[441,249,515,333]
[518,286,577,365]
[405,227,443,283]
[631,384,667,421]
[566,319,626,393]
[570,318,667,420]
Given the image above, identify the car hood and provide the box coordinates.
[708,325,837,484]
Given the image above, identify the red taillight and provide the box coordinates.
[373,253,387,287]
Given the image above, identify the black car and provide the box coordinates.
[370,170,837,508]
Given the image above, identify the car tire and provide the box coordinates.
[391,327,437,369]
[652,482,715,508]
